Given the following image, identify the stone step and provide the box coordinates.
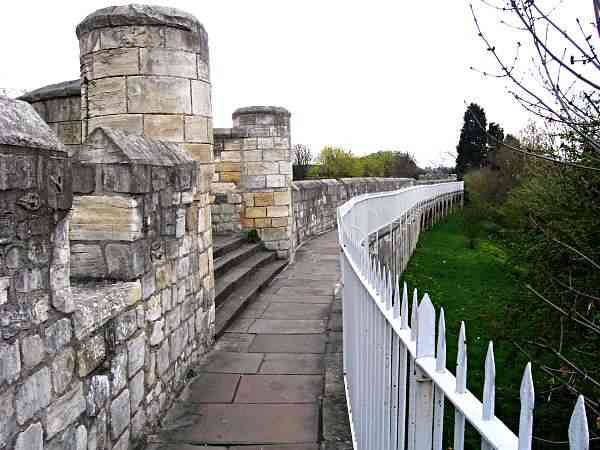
[213,234,246,259]
[214,251,277,306]
[213,242,262,279]
[215,259,288,337]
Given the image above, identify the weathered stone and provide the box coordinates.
[266,174,286,188]
[72,281,141,340]
[155,263,174,290]
[45,422,87,450]
[0,340,20,384]
[52,348,75,394]
[111,350,128,394]
[146,294,162,321]
[15,422,43,450]
[46,318,72,355]
[0,388,16,448]
[157,340,170,375]
[150,319,164,346]
[92,48,139,78]
[129,369,144,412]
[113,309,138,343]
[140,48,197,78]
[113,429,130,450]
[98,25,165,49]
[142,271,155,300]
[128,76,191,114]
[191,80,211,116]
[106,241,146,280]
[86,375,110,417]
[169,325,187,361]
[110,389,131,439]
[16,367,51,424]
[78,334,106,376]
[70,244,106,278]
[87,114,144,135]
[70,195,143,241]
[131,408,146,441]
[143,114,184,142]
[46,382,86,438]
[0,97,65,151]
[128,333,146,376]
[21,334,44,369]
[184,116,209,142]
[87,77,127,117]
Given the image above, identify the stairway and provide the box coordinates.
[212,234,287,336]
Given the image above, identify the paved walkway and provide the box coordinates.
[148,231,351,450]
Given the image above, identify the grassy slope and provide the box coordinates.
[402,214,535,448]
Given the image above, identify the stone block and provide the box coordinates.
[88,114,143,135]
[128,333,145,376]
[52,348,75,394]
[113,429,130,450]
[128,76,191,114]
[254,192,274,207]
[245,207,266,219]
[157,340,170,375]
[150,319,164,346]
[103,164,152,194]
[267,206,289,218]
[262,149,289,161]
[164,28,201,52]
[140,48,197,78]
[92,48,139,78]
[221,172,240,183]
[143,114,184,142]
[259,227,289,242]
[245,161,278,176]
[244,175,266,189]
[129,370,144,412]
[279,161,293,174]
[46,383,86,438]
[271,217,289,227]
[71,195,143,241]
[184,116,209,142]
[110,389,130,439]
[15,422,43,450]
[22,334,45,369]
[112,309,138,344]
[0,388,16,448]
[221,150,241,161]
[146,294,162,322]
[16,367,51,424]
[86,375,110,417]
[254,218,271,228]
[111,351,128,394]
[44,96,81,122]
[100,26,164,50]
[0,340,20,384]
[87,77,127,117]
[56,121,83,145]
[78,334,107,376]
[266,174,286,188]
[71,244,106,279]
[106,241,146,280]
[191,80,211,116]
[46,318,72,355]
[45,423,87,450]
[274,191,291,205]
[198,58,210,82]
[79,30,100,54]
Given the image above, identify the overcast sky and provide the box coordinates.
[0,1,590,166]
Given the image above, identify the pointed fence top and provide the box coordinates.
[456,321,467,394]
[482,342,496,421]
[436,308,446,372]
[400,282,409,329]
[568,396,589,450]
[411,288,419,340]
[416,294,436,358]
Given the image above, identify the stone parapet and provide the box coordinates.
[291,177,416,247]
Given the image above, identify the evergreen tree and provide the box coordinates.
[456,103,487,179]
[487,122,504,153]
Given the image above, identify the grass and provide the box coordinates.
[402,213,540,448]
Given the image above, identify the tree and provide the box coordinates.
[487,122,504,154]
[456,103,488,179]
[308,146,362,178]
[292,144,313,180]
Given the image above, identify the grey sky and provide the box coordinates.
[1,1,588,166]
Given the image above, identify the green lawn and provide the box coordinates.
[402,214,558,449]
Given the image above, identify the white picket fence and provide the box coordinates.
[337,182,590,450]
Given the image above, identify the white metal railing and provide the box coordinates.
[337,182,590,450]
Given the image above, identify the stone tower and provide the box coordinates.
[76,4,214,194]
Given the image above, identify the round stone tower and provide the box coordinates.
[76,4,213,190]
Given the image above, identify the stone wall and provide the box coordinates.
[291,177,415,247]
[19,80,82,153]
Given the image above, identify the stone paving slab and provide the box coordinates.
[248,319,327,334]
[262,302,330,319]
[201,351,263,373]
[225,317,256,333]
[259,294,333,304]
[248,334,327,354]
[213,333,256,352]
[229,445,319,450]
[259,354,324,374]
[235,374,323,403]
[173,403,319,444]
[275,286,334,297]
[179,373,240,403]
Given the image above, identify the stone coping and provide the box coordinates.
[71,280,142,340]
[78,127,194,166]
[76,4,205,37]
[18,79,80,103]
[213,127,249,139]
[233,106,291,117]
[0,96,66,151]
